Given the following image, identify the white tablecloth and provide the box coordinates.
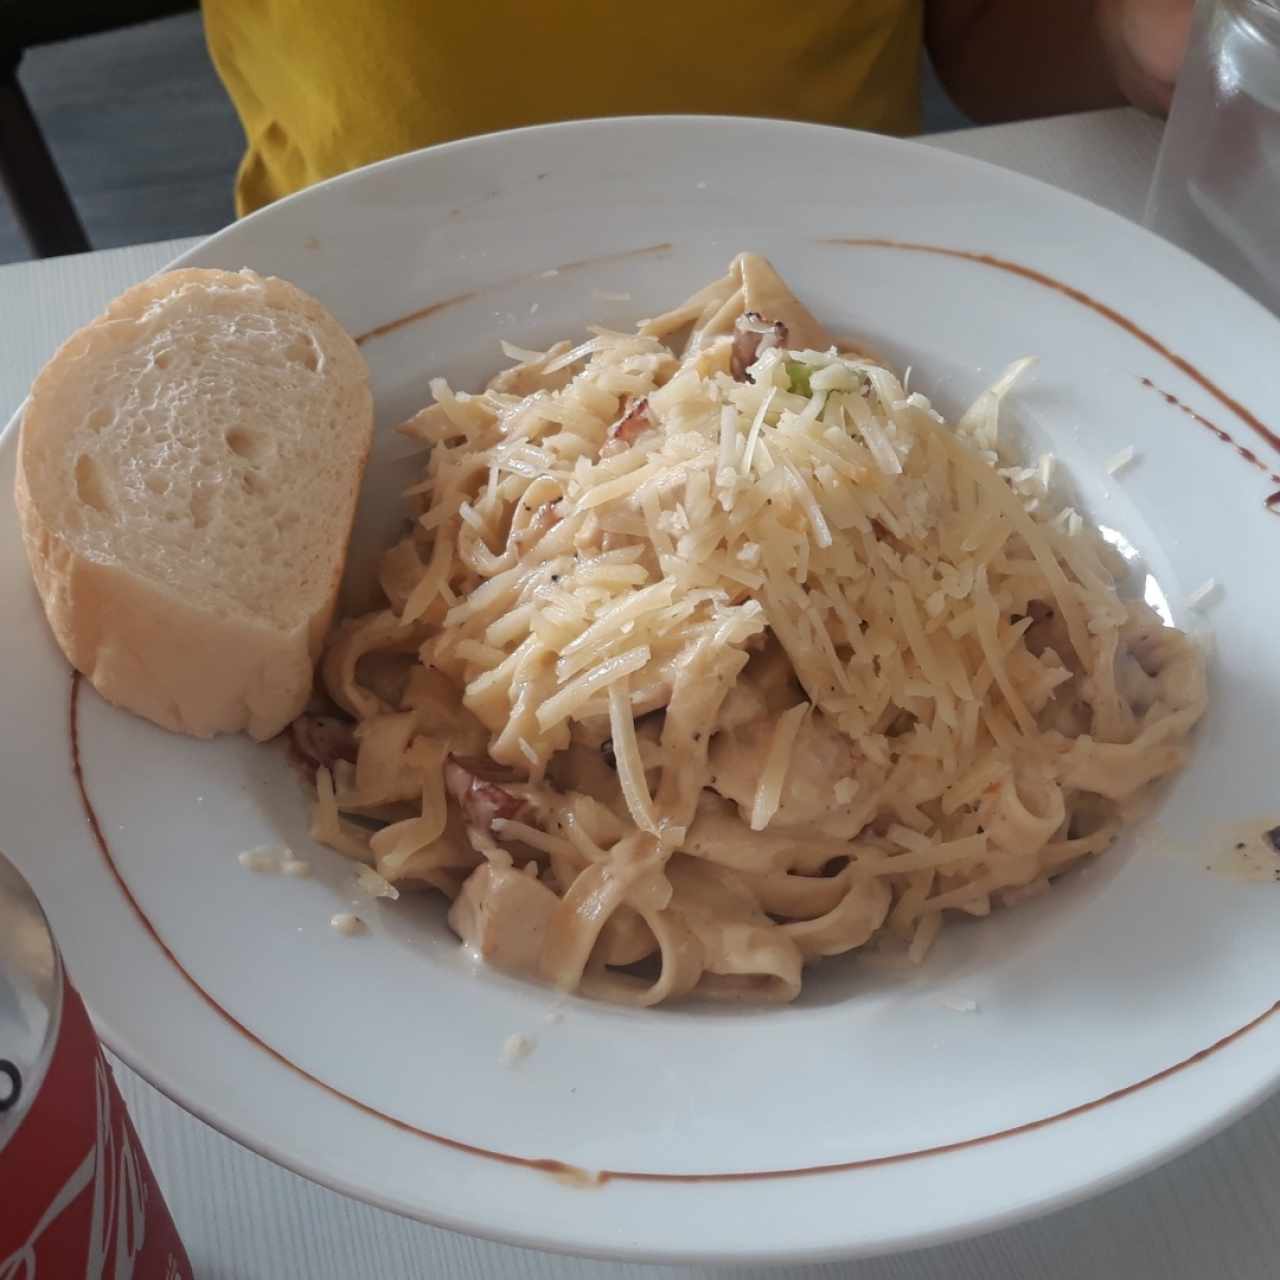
[6,109,1279,1280]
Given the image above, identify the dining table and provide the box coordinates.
[3,106,1277,1280]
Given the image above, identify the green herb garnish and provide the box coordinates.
[786,361,813,397]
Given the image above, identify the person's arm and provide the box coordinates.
[925,0,1195,124]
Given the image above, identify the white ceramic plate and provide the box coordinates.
[4,118,1280,1265]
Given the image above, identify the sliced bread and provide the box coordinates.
[15,267,374,740]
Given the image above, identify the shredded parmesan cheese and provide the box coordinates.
[356,866,400,900]
[1104,445,1138,475]
[500,339,546,364]
[740,387,777,474]
[502,1032,535,1065]
[609,678,660,834]
[1184,578,1219,611]
[536,645,651,731]
[305,253,1208,1008]
[237,845,286,873]
[749,702,812,830]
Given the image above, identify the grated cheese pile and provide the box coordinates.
[302,254,1207,1006]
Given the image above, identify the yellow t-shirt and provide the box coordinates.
[205,1,923,216]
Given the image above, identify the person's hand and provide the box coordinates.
[1096,0,1197,114]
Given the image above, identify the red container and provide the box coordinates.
[0,851,190,1278]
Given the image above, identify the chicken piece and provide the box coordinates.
[448,864,560,976]
[709,710,859,828]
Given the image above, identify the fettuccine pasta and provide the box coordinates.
[294,253,1206,1006]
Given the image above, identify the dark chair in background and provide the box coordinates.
[0,2,195,258]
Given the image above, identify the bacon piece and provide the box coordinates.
[445,756,525,829]
[607,396,651,446]
[730,311,788,382]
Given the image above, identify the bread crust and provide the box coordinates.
[15,268,373,741]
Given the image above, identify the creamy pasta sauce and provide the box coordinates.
[292,254,1207,1006]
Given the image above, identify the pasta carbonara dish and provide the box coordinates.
[293,253,1207,1006]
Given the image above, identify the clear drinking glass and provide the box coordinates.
[1144,0,1280,313]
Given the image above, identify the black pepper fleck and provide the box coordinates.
[1236,842,1247,851]
[1266,826,1280,854]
